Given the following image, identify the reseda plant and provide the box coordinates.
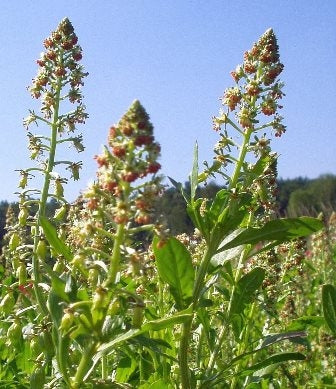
[0,20,325,389]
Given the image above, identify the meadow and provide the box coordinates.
[0,18,335,388]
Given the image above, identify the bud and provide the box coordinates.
[60,309,75,332]
[36,239,47,260]
[18,207,29,226]
[9,233,20,251]
[0,293,15,315]
[16,264,27,285]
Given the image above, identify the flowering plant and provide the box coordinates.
[0,20,326,389]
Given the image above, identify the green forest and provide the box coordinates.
[1,174,335,244]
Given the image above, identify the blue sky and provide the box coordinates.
[0,1,335,201]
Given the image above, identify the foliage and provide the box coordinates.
[0,19,332,389]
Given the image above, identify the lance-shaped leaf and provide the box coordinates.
[322,284,336,335]
[218,217,323,253]
[40,216,73,261]
[237,352,305,377]
[153,236,195,308]
[190,142,199,205]
[229,267,265,317]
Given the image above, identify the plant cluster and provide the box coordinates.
[0,18,333,389]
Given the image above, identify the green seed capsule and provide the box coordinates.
[30,337,41,358]
[18,208,28,226]
[7,320,22,342]
[36,239,47,260]
[54,204,67,221]
[60,310,74,332]
[30,365,45,389]
[92,287,108,311]
[88,268,99,289]
[16,264,27,284]
[0,293,15,315]
[9,233,20,251]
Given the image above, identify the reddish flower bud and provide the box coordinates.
[147,162,161,174]
[94,155,109,168]
[73,51,82,61]
[87,198,99,210]
[112,145,126,158]
[122,171,139,182]
[134,135,153,146]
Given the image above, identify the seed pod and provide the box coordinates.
[54,204,67,221]
[36,239,47,260]
[16,263,27,285]
[9,233,20,251]
[53,259,65,273]
[30,337,42,358]
[40,330,55,359]
[11,255,21,272]
[92,287,108,311]
[18,207,28,226]
[60,309,75,332]
[7,320,22,342]
[0,293,15,315]
[88,268,99,289]
[30,365,45,389]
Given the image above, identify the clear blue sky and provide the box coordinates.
[0,1,335,201]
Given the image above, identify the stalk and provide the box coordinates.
[32,76,62,315]
[72,341,97,387]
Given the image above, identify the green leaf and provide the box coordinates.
[229,267,265,317]
[218,217,323,252]
[153,236,195,308]
[286,316,325,331]
[141,308,192,331]
[238,352,305,377]
[190,142,199,204]
[322,284,336,334]
[168,177,190,204]
[261,331,307,348]
[208,189,230,225]
[40,216,73,261]
[115,356,137,382]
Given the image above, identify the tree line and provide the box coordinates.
[0,174,335,242]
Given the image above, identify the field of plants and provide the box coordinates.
[0,18,336,389]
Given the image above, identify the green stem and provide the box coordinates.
[72,341,97,387]
[179,316,193,389]
[32,76,62,316]
[229,128,253,190]
[106,222,125,285]
[179,247,214,389]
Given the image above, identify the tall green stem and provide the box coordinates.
[179,247,215,389]
[32,76,62,315]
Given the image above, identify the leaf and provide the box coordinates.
[218,217,323,252]
[238,352,305,377]
[322,284,336,334]
[261,331,307,348]
[153,236,195,308]
[224,331,307,371]
[168,177,190,204]
[190,142,199,204]
[229,267,265,317]
[208,189,230,225]
[115,356,137,382]
[286,316,325,331]
[40,216,73,261]
[141,308,192,331]
[96,309,191,358]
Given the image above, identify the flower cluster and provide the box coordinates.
[68,100,163,255]
[212,29,285,167]
[25,17,88,130]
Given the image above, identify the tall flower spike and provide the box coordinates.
[205,29,285,184]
